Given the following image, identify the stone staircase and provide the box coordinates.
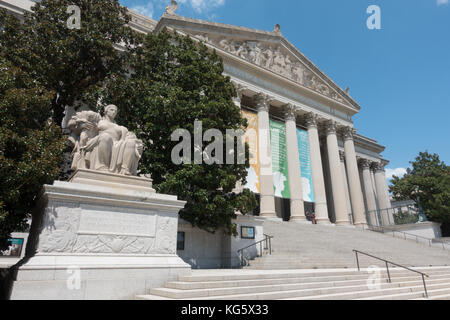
[136,267,450,300]
[243,220,450,269]
[136,220,450,300]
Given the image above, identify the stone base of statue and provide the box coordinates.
[8,169,191,300]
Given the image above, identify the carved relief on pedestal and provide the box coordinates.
[37,199,177,255]
[192,34,346,104]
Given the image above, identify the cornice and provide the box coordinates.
[354,133,385,154]
[154,14,361,113]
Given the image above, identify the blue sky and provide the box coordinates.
[120,0,450,182]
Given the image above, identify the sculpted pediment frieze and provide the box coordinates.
[191,33,347,105]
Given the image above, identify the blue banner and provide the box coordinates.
[296,129,315,202]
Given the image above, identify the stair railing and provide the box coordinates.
[353,249,429,298]
[364,225,449,251]
[237,234,273,267]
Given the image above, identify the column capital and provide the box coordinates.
[305,112,318,129]
[339,150,346,162]
[283,103,297,121]
[324,120,337,135]
[254,93,272,112]
[232,82,246,105]
[358,158,371,170]
[341,126,356,141]
[372,161,386,173]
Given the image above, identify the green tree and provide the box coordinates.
[390,151,450,234]
[100,30,257,235]
[0,57,65,250]
[0,0,139,248]
[0,0,140,125]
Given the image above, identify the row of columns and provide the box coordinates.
[360,159,392,226]
[235,88,390,227]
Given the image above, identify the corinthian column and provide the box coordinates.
[342,127,367,227]
[284,104,306,222]
[360,158,378,226]
[339,151,353,224]
[373,161,394,225]
[325,121,350,225]
[255,93,276,217]
[305,113,330,224]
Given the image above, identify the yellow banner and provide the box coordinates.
[242,110,260,194]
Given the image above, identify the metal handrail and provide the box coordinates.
[365,225,449,250]
[237,234,273,267]
[353,249,429,298]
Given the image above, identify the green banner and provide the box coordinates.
[269,119,290,199]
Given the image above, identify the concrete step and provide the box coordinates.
[138,281,450,300]
[146,276,450,300]
[413,292,450,300]
[177,267,450,282]
[259,220,450,270]
[283,283,450,300]
[164,273,450,291]
[137,267,450,300]
[356,287,450,300]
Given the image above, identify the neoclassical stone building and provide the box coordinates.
[1,0,392,228]
[149,9,393,227]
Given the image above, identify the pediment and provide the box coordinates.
[155,14,359,110]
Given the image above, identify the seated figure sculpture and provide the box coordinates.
[68,104,143,176]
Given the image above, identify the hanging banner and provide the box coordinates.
[269,119,290,199]
[241,110,260,194]
[296,128,315,202]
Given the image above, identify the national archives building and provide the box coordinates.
[1,0,394,229]
[148,10,394,228]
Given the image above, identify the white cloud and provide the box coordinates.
[178,0,226,13]
[385,167,408,181]
[131,3,155,18]
[437,0,449,6]
[132,1,226,17]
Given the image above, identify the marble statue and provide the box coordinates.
[68,104,143,176]
[165,0,178,15]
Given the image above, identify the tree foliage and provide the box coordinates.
[99,30,257,235]
[0,57,65,250]
[0,0,140,125]
[0,0,138,248]
[0,0,256,243]
[389,151,450,232]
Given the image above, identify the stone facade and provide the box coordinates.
[0,1,396,276]
[151,11,392,227]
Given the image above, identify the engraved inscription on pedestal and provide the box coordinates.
[77,205,157,238]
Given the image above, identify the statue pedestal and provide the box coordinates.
[9,170,191,300]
